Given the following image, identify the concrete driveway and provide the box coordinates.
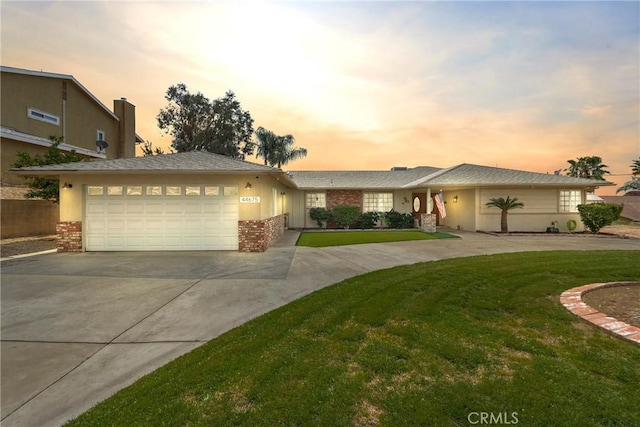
[2,230,638,426]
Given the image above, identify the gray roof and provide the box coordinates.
[403,163,611,188]
[12,151,282,174]
[289,163,613,189]
[288,167,441,189]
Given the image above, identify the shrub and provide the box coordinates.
[308,207,332,228]
[384,209,415,229]
[332,205,360,230]
[360,211,380,229]
[577,203,623,233]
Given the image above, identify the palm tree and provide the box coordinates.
[255,127,278,166]
[565,156,610,180]
[632,158,640,176]
[255,127,307,168]
[616,157,640,194]
[485,196,524,233]
[272,134,307,168]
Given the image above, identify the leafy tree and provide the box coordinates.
[255,126,307,168]
[308,207,332,228]
[141,141,166,156]
[616,157,640,194]
[13,136,85,203]
[157,84,254,159]
[332,205,360,230]
[485,196,524,233]
[565,156,610,180]
[577,203,623,233]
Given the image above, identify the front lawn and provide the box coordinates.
[296,230,458,247]
[68,251,640,426]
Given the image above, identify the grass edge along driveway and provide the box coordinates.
[68,251,640,427]
[296,230,459,247]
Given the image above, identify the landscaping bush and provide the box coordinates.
[359,211,380,229]
[308,207,332,228]
[331,204,360,229]
[384,209,415,229]
[577,203,623,233]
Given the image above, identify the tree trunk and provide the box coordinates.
[501,210,508,233]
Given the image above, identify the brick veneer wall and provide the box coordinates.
[238,213,287,252]
[326,190,363,211]
[56,221,83,252]
[326,190,363,229]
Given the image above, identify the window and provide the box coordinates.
[559,190,581,212]
[127,186,143,196]
[87,186,103,196]
[204,186,220,196]
[185,186,201,196]
[306,192,326,208]
[27,107,59,126]
[146,186,162,196]
[363,192,393,212]
[166,186,182,196]
[97,130,105,141]
[224,186,238,196]
[107,186,123,196]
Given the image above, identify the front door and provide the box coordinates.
[412,193,427,226]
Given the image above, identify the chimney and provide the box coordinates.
[113,98,136,158]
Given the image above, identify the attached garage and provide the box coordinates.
[11,152,295,252]
[84,184,239,251]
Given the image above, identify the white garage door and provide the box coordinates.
[85,185,239,251]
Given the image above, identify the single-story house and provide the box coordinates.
[11,151,612,252]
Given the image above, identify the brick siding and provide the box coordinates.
[326,190,363,211]
[56,221,83,252]
[238,213,287,252]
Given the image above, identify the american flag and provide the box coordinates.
[434,193,447,219]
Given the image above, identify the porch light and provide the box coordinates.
[245,182,252,189]
[62,182,73,189]
[453,195,458,203]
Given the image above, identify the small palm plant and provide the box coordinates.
[485,196,524,233]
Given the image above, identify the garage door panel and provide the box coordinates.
[126,203,144,214]
[165,203,183,214]
[86,186,239,251]
[146,204,163,214]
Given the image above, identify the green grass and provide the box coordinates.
[296,230,458,247]
[68,251,640,426]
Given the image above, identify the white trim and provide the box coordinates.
[1,126,106,159]
[27,107,60,126]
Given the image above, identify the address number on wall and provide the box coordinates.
[240,196,261,204]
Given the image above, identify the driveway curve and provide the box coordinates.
[1,230,638,426]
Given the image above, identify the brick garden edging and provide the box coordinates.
[560,282,640,346]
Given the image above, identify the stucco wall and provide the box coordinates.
[58,173,289,222]
[476,188,586,232]
[1,72,119,157]
[439,189,476,231]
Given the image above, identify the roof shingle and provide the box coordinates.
[12,151,281,174]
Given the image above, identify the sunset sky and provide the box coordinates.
[2,1,638,194]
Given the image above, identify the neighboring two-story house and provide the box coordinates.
[1,65,142,238]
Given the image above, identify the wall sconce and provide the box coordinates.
[453,195,458,203]
[62,182,73,189]
[245,182,252,189]
[280,191,286,196]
